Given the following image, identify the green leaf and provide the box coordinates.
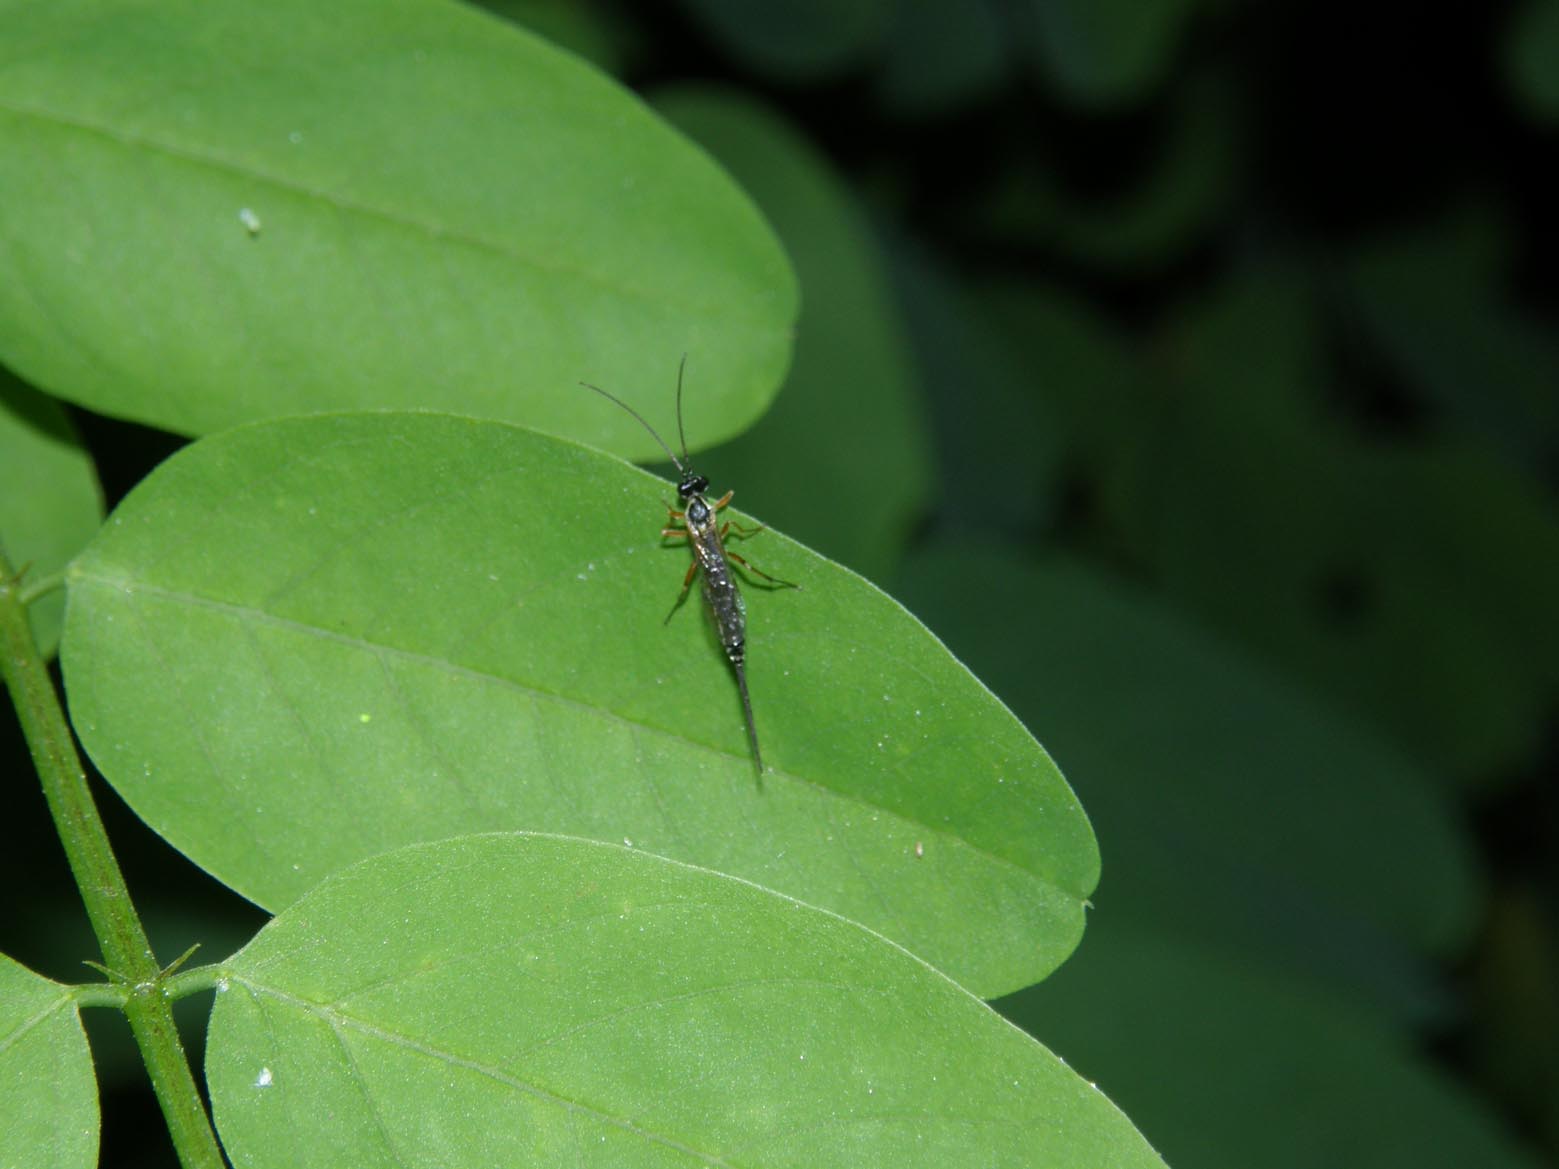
[895,548,1480,1020]
[474,0,631,73]
[0,954,98,1169]
[62,412,1096,998]
[0,372,104,657]
[0,0,796,448]
[1001,921,1545,1169]
[652,88,933,581]
[206,833,1165,1169]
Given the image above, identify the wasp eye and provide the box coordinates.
[682,474,709,496]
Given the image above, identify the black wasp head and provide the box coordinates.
[678,470,709,500]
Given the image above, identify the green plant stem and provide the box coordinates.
[18,567,66,606]
[163,963,230,1000]
[72,981,131,1011]
[0,552,227,1169]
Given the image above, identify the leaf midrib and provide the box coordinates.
[0,96,774,330]
[70,566,1071,903]
[233,975,743,1166]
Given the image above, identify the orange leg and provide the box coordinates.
[726,549,800,590]
[721,519,766,541]
[664,559,699,624]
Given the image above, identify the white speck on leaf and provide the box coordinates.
[256,1067,272,1088]
[238,207,261,236]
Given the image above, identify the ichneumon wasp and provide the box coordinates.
[582,357,798,775]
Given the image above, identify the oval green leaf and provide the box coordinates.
[62,412,1096,997]
[206,833,1164,1169]
[0,0,795,447]
[0,954,98,1169]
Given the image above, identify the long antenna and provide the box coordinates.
[673,353,691,465]
[579,379,684,472]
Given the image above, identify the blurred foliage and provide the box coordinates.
[4,0,1556,1164]
[875,0,1008,115]
[1504,0,1559,120]
[0,371,103,656]
[896,549,1481,1015]
[1003,921,1545,1169]
[1014,0,1203,109]
[671,0,891,77]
